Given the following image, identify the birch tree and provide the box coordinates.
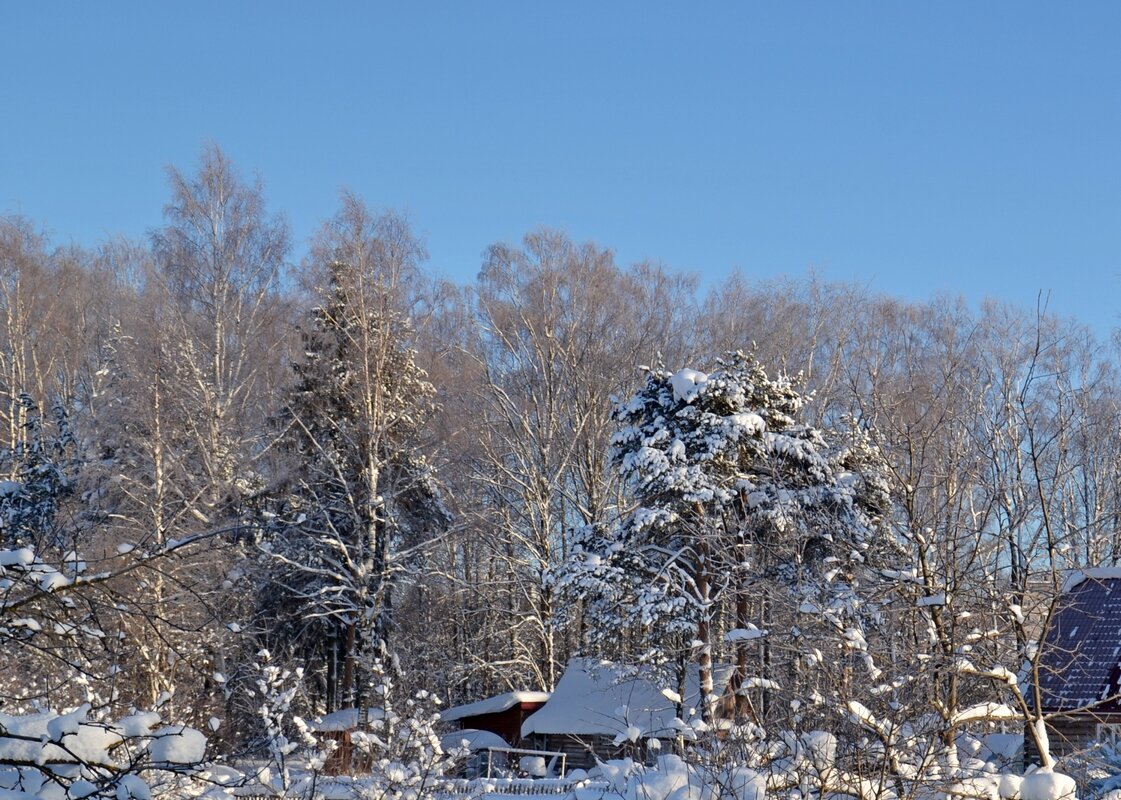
[256,196,448,714]
[444,230,695,693]
[150,143,290,521]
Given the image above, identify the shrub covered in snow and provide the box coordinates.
[0,705,216,799]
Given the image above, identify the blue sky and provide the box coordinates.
[1,3,1118,335]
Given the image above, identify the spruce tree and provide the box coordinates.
[258,255,448,714]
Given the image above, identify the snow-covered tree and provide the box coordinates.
[0,394,81,552]
[255,197,449,715]
[61,147,292,728]
[562,351,894,724]
[0,704,216,800]
[149,143,289,522]
[0,217,110,460]
[349,659,460,800]
[417,230,696,698]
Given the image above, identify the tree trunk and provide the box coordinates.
[697,531,714,723]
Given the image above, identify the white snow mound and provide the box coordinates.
[147,726,207,765]
[1021,768,1077,800]
[670,369,708,403]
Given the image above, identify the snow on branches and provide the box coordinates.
[558,351,894,725]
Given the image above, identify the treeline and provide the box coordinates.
[2,144,1120,763]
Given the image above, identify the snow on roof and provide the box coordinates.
[441,691,551,723]
[439,728,509,752]
[1062,567,1121,593]
[520,658,735,740]
[308,707,384,732]
[979,733,1023,762]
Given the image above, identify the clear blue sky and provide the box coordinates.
[1,3,1118,335]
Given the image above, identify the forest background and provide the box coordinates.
[2,143,1120,770]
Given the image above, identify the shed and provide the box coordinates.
[520,658,735,769]
[1030,568,1121,761]
[441,691,551,747]
[308,706,384,774]
[439,728,513,778]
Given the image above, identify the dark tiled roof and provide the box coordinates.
[1036,574,1121,713]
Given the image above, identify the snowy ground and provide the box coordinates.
[224,757,1079,800]
[0,706,1084,800]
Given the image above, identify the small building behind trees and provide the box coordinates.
[519,658,736,770]
[441,691,551,747]
[308,707,384,775]
[1030,568,1121,761]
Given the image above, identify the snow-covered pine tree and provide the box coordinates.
[0,393,81,552]
[255,199,449,717]
[562,351,893,725]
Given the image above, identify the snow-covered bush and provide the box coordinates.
[245,648,325,793]
[1022,767,1079,800]
[346,658,462,800]
[0,705,216,799]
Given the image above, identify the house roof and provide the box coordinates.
[520,657,735,740]
[1036,569,1121,713]
[440,728,510,752]
[440,691,551,723]
[307,707,384,732]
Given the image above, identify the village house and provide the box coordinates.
[440,690,551,747]
[519,658,736,770]
[439,691,553,777]
[1030,568,1121,762]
